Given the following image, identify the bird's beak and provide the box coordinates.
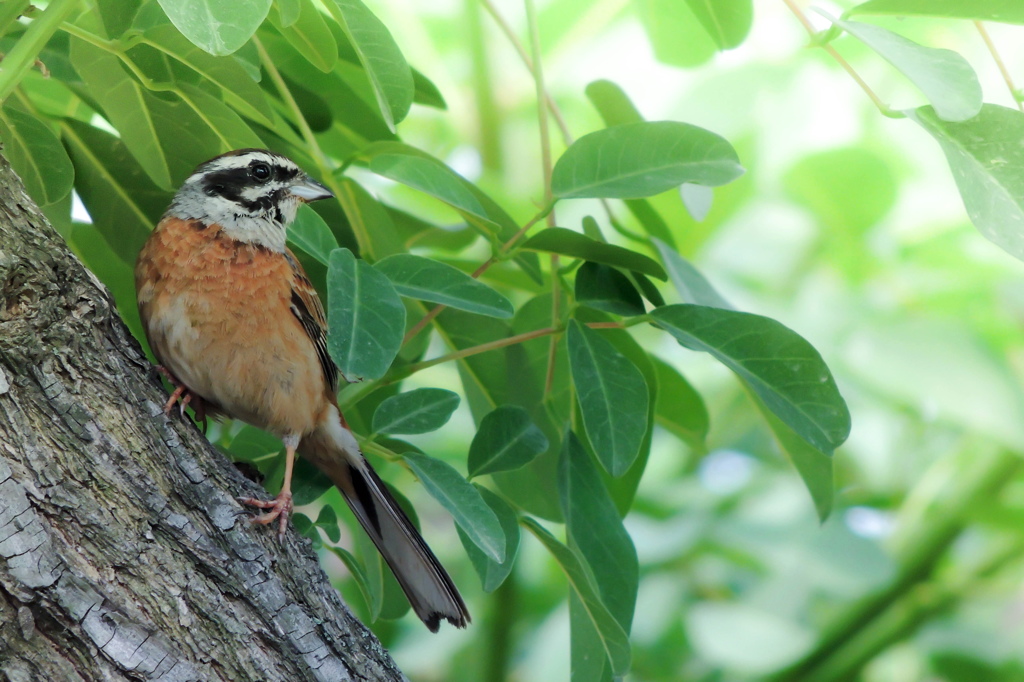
[290,176,333,202]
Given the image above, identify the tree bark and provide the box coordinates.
[0,150,405,681]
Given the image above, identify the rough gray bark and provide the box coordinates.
[0,151,405,681]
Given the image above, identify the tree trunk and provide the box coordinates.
[0,150,405,681]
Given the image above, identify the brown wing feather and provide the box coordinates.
[285,250,339,395]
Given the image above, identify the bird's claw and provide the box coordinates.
[157,366,208,430]
[238,491,293,541]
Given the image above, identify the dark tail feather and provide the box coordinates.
[303,407,469,631]
[336,459,469,631]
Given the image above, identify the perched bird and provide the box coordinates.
[135,148,469,631]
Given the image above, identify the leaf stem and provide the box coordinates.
[0,0,78,104]
[780,0,896,118]
[401,201,554,346]
[523,0,563,398]
[394,319,628,383]
[479,0,573,146]
[398,327,558,379]
[499,201,556,254]
[974,20,1023,111]
[252,36,325,165]
[465,0,504,171]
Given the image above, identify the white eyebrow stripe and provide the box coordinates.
[199,153,301,176]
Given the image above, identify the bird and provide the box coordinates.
[134,148,469,632]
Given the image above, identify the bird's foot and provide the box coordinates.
[157,366,208,431]
[238,490,293,541]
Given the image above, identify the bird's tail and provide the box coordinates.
[302,405,469,632]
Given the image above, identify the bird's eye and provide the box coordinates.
[251,163,272,182]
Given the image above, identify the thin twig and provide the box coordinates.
[399,327,558,378]
[524,0,563,397]
[479,0,574,146]
[975,20,1023,112]
[401,202,554,346]
[252,36,328,165]
[781,0,894,117]
[395,319,629,382]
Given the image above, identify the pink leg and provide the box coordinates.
[238,435,298,541]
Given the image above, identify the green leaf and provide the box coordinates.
[585,79,643,128]
[581,215,603,240]
[688,0,753,48]
[652,238,732,309]
[850,0,1024,23]
[315,504,342,543]
[95,0,140,38]
[139,24,275,125]
[371,388,460,435]
[290,458,333,505]
[456,485,520,592]
[560,433,638,633]
[481,295,566,521]
[821,12,981,121]
[636,0,716,67]
[257,30,392,144]
[681,183,713,221]
[575,262,646,316]
[270,0,338,72]
[412,67,446,109]
[287,204,339,265]
[553,121,744,199]
[173,82,265,148]
[375,254,514,318]
[70,38,242,189]
[752,393,834,522]
[650,305,850,454]
[468,405,549,478]
[651,356,709,452]
[60,119,172,265]
[324,544,381,621]
[389,206,476,251]
[631,272,666,308]
[521,228,667,281]
[333,177,405,262]
[277,0,301,26]
[156,0,271,55]
[66,223,147,348]
[573,308,657,517]
[683,0,753,49]
[357,141,542,282]
[567,321,650,476]
[403,451,505,562]
[292,512,322,548]
[223,424,282,463]
[433,308,512,418]
[569,594,613,682]
[523,518,632,676]
[326,248,406,381]
[367,153,491,224]
[0,105,73,206]
[908,105,1024,262]
[325,0,414,130]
